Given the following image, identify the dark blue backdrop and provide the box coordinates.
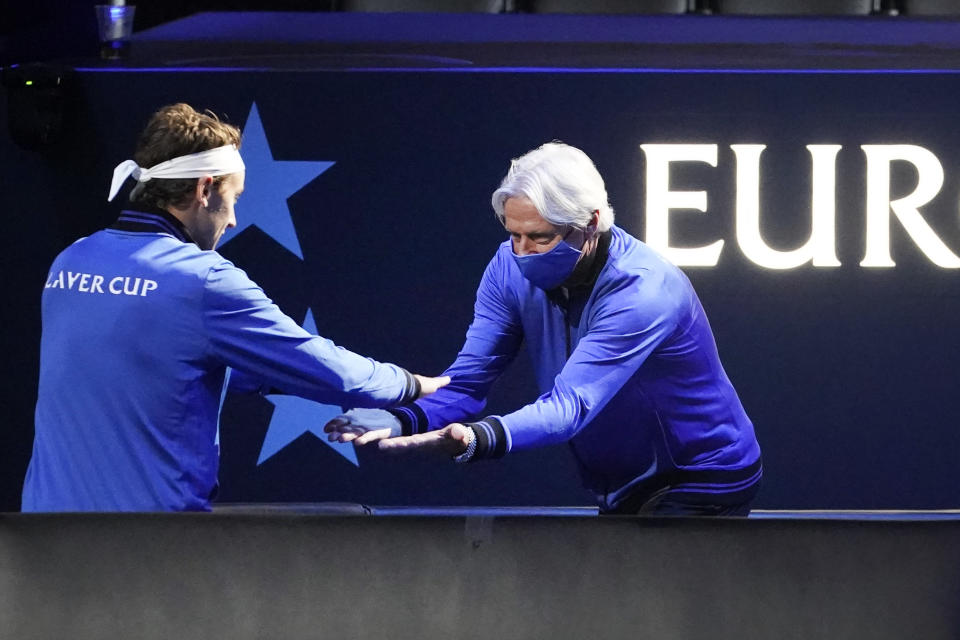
[3,68,959,510]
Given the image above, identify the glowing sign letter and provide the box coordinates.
[861,145,960,268]
[641,144,722,266]
[733,144,842,269]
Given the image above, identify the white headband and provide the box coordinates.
[107,144,245,202]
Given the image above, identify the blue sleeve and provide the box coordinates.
[202,260,417,407]
[495,269,683,454]
[390,252,523,434]
[225,368,271,395]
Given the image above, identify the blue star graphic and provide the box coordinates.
[257,309,358,467]
[219,102,335,259]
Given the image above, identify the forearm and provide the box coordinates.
[255,335,419,407]
[386,348,515,433]
[388,383,485,434]
[204,263,418,408]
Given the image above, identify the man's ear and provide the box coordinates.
[195,176,213,207]
[587,210,600,235]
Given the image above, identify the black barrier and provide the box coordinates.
[1,513,959,639]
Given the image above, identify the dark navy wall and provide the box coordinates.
[2,69,959,511]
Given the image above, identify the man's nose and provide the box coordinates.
[515,237,536,256]
[227,210,237,229]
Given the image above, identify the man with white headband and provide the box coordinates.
[326,142,762,516]
[22,103,448,512]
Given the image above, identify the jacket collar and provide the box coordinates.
[547,229,612,309]
[110,206,196,245]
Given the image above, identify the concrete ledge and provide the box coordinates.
[2,513,959,639]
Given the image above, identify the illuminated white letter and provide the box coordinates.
[641,144,722,266]
[733,144,841,269]
[861,145,960,268]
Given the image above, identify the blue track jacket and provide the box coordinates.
[391,226,761,511]
[23,209,417,512]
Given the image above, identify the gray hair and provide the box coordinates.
[491,142,614,232]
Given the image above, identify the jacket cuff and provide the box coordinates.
[398,369,420,404]
[387,402,429,436]
[463,416,509,461]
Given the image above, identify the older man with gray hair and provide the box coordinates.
[327,141,762,516]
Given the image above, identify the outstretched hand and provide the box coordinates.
[414,374,450,398]
[323,408,400,445]
[377,423,473,457]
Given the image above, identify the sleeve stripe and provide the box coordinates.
[387,402,431,436]
[410,403,429,434]
[387,406,415,436]
[468,416,509,460]
[399,369,419,404]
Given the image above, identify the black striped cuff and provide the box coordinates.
[399,369,420,405]
[463,417,508,461]
[387,402,429,436]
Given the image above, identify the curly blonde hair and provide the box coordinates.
[129,103,242,210]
